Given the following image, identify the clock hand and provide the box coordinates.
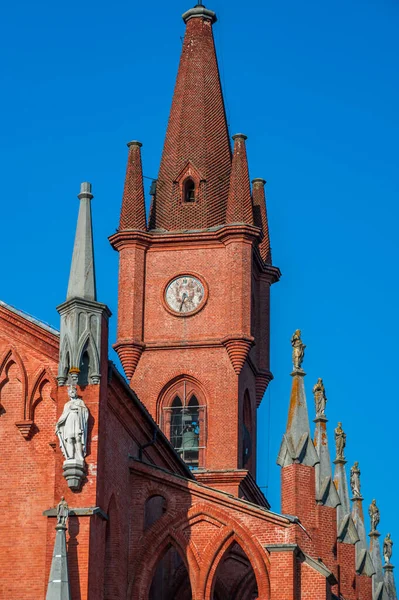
[179,293,188,311]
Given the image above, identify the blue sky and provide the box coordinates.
[1,0,398,554]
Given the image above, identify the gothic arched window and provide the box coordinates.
[159,378,206,469]
[183,178,196,203]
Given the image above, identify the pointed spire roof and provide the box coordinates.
[369,509,388,600]
[151,3,232,231]
[277,330,319,468]
[252,178,272,263]
[46,516,71,599]
[119,141,146,231]
[333,422,359,544]
[350,464,376,576]
[66,182,96,302]
[313,379,340,508]
[226,134,253,225]
[383,534,397,600]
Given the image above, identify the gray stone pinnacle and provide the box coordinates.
[352,496,376,576]
[370,531,389,600]
[277,371,319,468]
[46,524,71,600]
[66,182,97,302]
[314,413,340,508]
[384,563,398,600]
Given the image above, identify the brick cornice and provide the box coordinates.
[109,223,261,252]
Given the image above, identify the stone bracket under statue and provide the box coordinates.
[55,383,89,491]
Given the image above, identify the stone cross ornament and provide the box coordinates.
[368,499,380,532]
[313,378,327,417]
[350,461,361,498]
[291,329,306,372]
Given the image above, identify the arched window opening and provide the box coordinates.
[78,348,90,386]
[183,178,196,203]
[161,380,206,470]
[144,495,167,530]
[212,541,259,600]
[149,545,191,600]
[242,392,252,469]
[103,497,123,599]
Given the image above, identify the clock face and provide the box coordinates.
[165,275,205,315]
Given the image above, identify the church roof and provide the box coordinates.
[0,299,59,336]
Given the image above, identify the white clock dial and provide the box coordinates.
[165,276,205,315]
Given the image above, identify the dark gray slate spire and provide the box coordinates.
[57,183,111,386]
[46,499,71,600]
[277,331,319,468]
[66,182,96,301]
[313,380,340,508]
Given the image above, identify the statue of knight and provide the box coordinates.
[56,384,89,462]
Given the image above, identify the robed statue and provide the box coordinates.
[291,330,306,371]
[313,378,327,417]
[56,385,89,462]
[350,461,361,498]
[368,499,380,532]
[383,533,393,565]
[56,496,69,527]
[334,422,346,461]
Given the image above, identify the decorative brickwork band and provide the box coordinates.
[119,141,147,231]
[255,371,273,406]
[114,341,145,380]
[222,336,254,374]
[226,134,253,225]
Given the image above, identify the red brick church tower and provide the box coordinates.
[0,3,397,600]
[110,2,280,499]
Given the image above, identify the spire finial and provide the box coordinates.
[313,378,327,418]
[66,182,96,302]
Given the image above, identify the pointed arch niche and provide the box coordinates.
[149,544,192,600]
[242,390,253,472]
[211,541,259,600]
[158,376,207,470]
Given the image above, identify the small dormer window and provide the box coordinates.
[183,178,196,202]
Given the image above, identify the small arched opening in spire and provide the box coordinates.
[242,391,253,471]
[78,342,90,386]
[183,178,196,203]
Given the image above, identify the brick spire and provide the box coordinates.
[119,141,146,231]
[150,3,232,231]
[252,178,272,263]
[226,134,253,225]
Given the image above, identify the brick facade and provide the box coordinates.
[0,3,389,600]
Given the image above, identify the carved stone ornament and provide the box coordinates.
[313,378,327,417]
[350,461,361,498]
[56,496,69,528]
[55,384,89,490]
[368,499,380,532]
[334,422,346,461]
[383,533,393,565]
[291,329,306,372]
